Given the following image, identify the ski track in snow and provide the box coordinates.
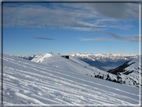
[1,55,140,106]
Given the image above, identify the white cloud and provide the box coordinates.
[3,4,97,28]
[3,3,138,31]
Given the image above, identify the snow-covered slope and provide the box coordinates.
[32,53,97,75]
[2,54,141,106]
[31,53,117,80]
[31,53,142,87]
[120,59,141,88]
[125,58,140,72]
[107,58,141,88]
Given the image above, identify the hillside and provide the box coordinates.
[32,53,141,88]
[1,54,140,106]
[107,58,142,88]
[31,53,118,81]
[32,53,107,75]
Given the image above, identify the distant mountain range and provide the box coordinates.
[13,54,35,60]
[69,53,139,71]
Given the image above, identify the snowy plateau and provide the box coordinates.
[1,53,141,106]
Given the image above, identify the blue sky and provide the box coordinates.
[3,2,140,55]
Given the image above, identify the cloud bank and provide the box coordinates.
[3,3,139,31]
[3,3,139,43]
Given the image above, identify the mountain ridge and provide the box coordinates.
[70,53,139,62]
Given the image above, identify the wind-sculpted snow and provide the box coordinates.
[1,54,140,106]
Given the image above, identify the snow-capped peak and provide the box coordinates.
[32,53,52,63]
[69,53,139,62]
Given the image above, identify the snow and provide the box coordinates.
[32,53,94,75]
[70,53,139,62]
[126,58,140,71]
[120,58,142,87]
[32,53,52,63]
[1,54,141,106]
[31,53,118,81]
